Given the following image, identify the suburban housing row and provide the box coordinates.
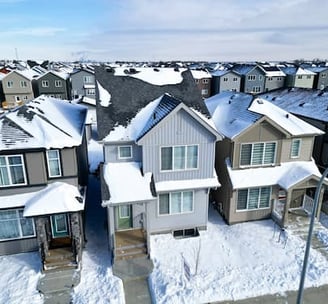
[0,65,327,291]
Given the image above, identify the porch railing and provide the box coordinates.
[302,194,314,215]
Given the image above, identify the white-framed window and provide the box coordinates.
[233,77,238,82]
[223,77,228,82]
[237,187,271,211]
[291,138,301,158]
[202,79,209,84]
[195,79,199,84]
[118,146,132,159]
[297,75,303,79]
[83,75,93,84]
[0,155,27,187]
[23,96,28,101]
[159,191,194,215]
[15,96,21,102]
[201,89,208,95]
[55,80,62,87]
[161,145,198,171]
[252,86,261,93]
[322,73,327,78]
[277,77,282,81]
[7,81,14,88]
[259,75,263,81]
[20,80,28,88]
[41,80,49,87]
[119,205,130,218]
[307,75,311,79]
[247,75,256,81]
[0,209,36,241]
[86,88,95,95]
[46,150,62,177]
[268,77,273,81]
[240,142,276,167]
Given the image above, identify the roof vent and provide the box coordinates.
[299,102,305,107]
[174,67,179,72]
[286,114,289,118]
[272,97,276,101]
[257,99,263,104]
[153,68,160,72]
[153,112,157,120]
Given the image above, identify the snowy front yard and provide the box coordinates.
[149,206,328,303]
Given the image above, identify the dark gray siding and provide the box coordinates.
[244,68,266,94]
[70,70,95,99]
[36,72,70,99]
[139,108,216,182]
[0,237,38,255]
[212,72,241,95]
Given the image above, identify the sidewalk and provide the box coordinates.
[215,284,328,303]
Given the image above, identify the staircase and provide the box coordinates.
[44,247,77,272]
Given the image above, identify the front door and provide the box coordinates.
[50,214,70,238]
[117,205,132,230]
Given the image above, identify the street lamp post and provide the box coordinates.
[297,167,328,304]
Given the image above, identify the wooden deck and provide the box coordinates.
[114,229,148,261]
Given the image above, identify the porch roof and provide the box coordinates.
[102,162,155,206]
[23,182,85,217]
[226,158,326,190]
[0,191,39,209]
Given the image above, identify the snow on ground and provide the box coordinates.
[88,138,104,173]
[149,205,328,304]
[0,252,43,304]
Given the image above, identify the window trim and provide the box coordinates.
[20,80,28,88]
[202,79,209,84]
[119,205,131,219]
[83,75,93,84]
[0,155,27,187]
[239,141,277,167]
[46,149,62,178]
[247,75,256,81]
[7,80,14,88]
[54,80,62,87]
[290,138,301,158]
[236,187,272,212]
[160,144,199,172]
[158,191,194,216]
[0,209,36,241]
[118,146,133,159]
[41,80,49,87]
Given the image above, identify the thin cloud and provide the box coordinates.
[1,27,65,37]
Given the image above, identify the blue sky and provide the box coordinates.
[1,0,328,62]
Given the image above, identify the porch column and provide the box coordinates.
[35,217,49,263]
[108,206,115,253]
[316,188,325,218]
[281,191,290,227]
[71,212,82,263]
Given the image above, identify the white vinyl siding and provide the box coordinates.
[161,145,198,171]
[0,209,35,241]
[0,155,27,187]
[291,139,301,158]
[158,191,194,215]
[46,150,62,177]
[240,142,276,166]
[20,80,28,88]
[237,187,271,211]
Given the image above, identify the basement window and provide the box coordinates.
[173,227,199,239]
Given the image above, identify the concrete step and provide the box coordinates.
[115,252,148,261]
[115,244,147,256]
[116,242,146,251]
[43,290,71,304]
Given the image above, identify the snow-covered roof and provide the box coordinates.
[0,191,40,209]
[0,95,87,150]
[190,69,212,79]
[113,67,187,85]
[155,171,220,192]
[206,92,260,139]
[211,69,237,77]
[258,65,286,77]
[259,88,328,123]
[206,92,323,139]
[36,70,69,80]
[226,158,325,190]
[102,162,155,205]
[24,182,85,216]
[281,66,315,76]
[306,66,328,73]
[97,81,111,107]
[249,98,323,136]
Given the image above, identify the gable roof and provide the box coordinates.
[0,95,87,150]
[206,91,323,139]
[95,66,209,140]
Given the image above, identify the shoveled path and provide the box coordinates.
[113,257,154,304]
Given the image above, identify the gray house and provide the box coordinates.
[211,70,241,95]
[306,66,328,90]
[95,66,222,262]
[70,68,95,100]
[0,96,88,275]
[33,71,71,100]
[206,91,327,227]
[257,64,286,92]
[280,66,315,89]
[232,64,266,94]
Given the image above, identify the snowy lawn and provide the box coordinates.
[149,206,328,304]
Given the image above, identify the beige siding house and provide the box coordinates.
[206,91,328,227]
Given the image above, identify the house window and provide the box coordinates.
[118,146,132,159]
[195,79,199,84]
[322,73,327,78]
[277,77,282,81]
[240,142,276,166]
[297,75,302,79]
[7,81,14,88]
[0,209,35,241]
[23,96,28,101]
[159,191,194,215]
[252,86,261,93]
[161,145,198,171]
[233,77,238,82]
[46,150,62,177]
[55,80,62,87]
[86,88,95,95]
[0,155,26,187]
[247,75,256,81]
[119,205,130,218]
[259,75,263,81]
[15,96,21,102]
[237,187,271,211]
[307,75,311,79]
[291,139,301,158]
[268,77,273,81]
[201,89,208,95]
[202,79,209,84]
[41,80,49,87]
[20,80,27,88]
[223,77,228,82]
[83,76,93,84]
